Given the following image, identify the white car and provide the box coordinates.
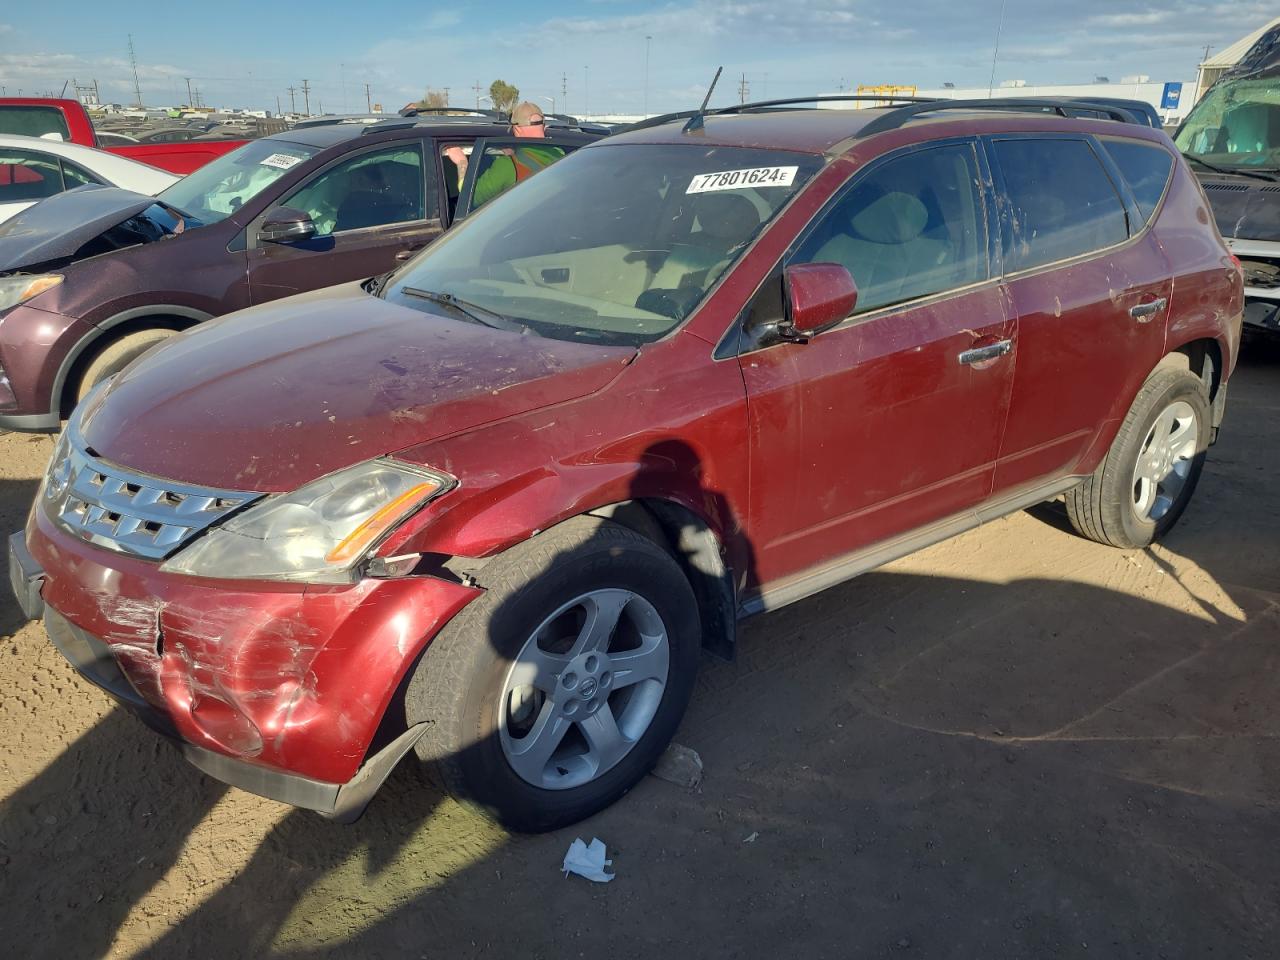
[0,134,178,224]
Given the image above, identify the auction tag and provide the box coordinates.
[260,153,304,170]
[686,166,798,194]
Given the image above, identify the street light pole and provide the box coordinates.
[584,65,589,117]
[644,35,652,116]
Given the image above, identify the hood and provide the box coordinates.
[0,185,157,272]
[79,283,636,492]
[1199,174,1280,242]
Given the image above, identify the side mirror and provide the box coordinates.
[258,207,317,244]
[782,262,858,340]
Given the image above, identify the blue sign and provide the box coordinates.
[1161,82,1183,109]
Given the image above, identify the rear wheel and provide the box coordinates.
[1065,366,1211,549]
[75,328,177,403]
[405,515,700,832]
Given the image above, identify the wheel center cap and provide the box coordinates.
[579,677,598,699]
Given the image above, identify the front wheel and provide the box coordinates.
[405,516,701,832]
[1065,366,1211,549]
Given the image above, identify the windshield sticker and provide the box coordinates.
[686,166,798,194]
[259,153,304,170]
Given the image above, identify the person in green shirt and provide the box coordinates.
[444,102,566,211]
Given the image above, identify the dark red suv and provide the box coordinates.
[8,99,1244,830]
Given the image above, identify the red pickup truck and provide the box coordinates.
[0,97,244,174]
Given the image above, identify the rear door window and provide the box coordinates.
[1100,139,1175,223]
[458,138,581,216]
[791,142,989,315]
[993,138,1129,272]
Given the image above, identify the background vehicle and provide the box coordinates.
[8,98,1242,831]
[0,119,596,430]
[0,98,244,174]
[0,134,177,224]
[1174,23,1280,334]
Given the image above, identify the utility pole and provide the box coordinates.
[561,72,567,108]
[1202,43,1213,64]
[287,85,297,113]
[127,34,143,107]
[301,79,311,116]
[444,86,451,105]
[184,77,194,107]
[364,83,372,112]
[738,73,749,104]
[584,65,589,117]
[276,95,281,116]
[473,80,482,109]
[644,35,652,116]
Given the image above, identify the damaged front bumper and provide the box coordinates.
[1225,238,1280,333]
[8,519,481,822]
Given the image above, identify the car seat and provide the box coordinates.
[650,193,762,290]
[811,192,950,310]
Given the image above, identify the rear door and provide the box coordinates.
[244,139,442,304]
[988,134,1172,492]
[0,147,102,221]
[456,136,585,218]
[739,139,1017,591]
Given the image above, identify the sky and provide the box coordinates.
[0,1,1275,116]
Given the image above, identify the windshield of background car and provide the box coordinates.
[385,143,824,345]
[1174,77,1280,170]
[156,139,318,223]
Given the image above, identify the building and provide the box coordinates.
[1198,15,1280,93]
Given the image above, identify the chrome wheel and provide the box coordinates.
[1131,399,1198,522]
[499,588,670,790]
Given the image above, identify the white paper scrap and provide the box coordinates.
[562,837,615,883]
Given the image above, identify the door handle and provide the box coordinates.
[1129,297,1167,322]
[958,339,1012,366]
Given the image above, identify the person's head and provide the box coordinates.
[511,101,546,138]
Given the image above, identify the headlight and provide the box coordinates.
[160,459,454,583]
[0,274,63,313]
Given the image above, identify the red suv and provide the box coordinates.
[8,99,1244,830]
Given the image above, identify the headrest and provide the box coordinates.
[851,192,928,244]
[693,193,762,242]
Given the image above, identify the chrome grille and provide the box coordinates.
[44,426,262,561]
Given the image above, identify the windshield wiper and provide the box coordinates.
[399,286,529,333]
[1181,153,1280,182]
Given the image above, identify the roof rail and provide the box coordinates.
[857,97,1142,137]
[716,94,936,115]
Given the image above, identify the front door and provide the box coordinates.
[245,140,442,304]
[988,135,1172,492]
[740,140,1016,593]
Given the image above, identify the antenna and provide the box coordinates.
[127,34,143,107]
[683,66,723,132]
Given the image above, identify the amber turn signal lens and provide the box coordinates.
[324,481,441,564]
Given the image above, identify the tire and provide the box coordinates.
[405,515,701,832]
[1065,366,1211,549]
[75,328,177,402]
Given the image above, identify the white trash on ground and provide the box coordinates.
[562,837,615,883]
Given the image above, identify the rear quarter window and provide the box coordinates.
[1100,139,1175,224]
[994,138,1129,272]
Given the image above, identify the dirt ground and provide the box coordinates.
[2,343,1279,960]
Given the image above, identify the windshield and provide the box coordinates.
[385,143,824,345]
[157,139,318,223]
[1175,76,1280,170]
